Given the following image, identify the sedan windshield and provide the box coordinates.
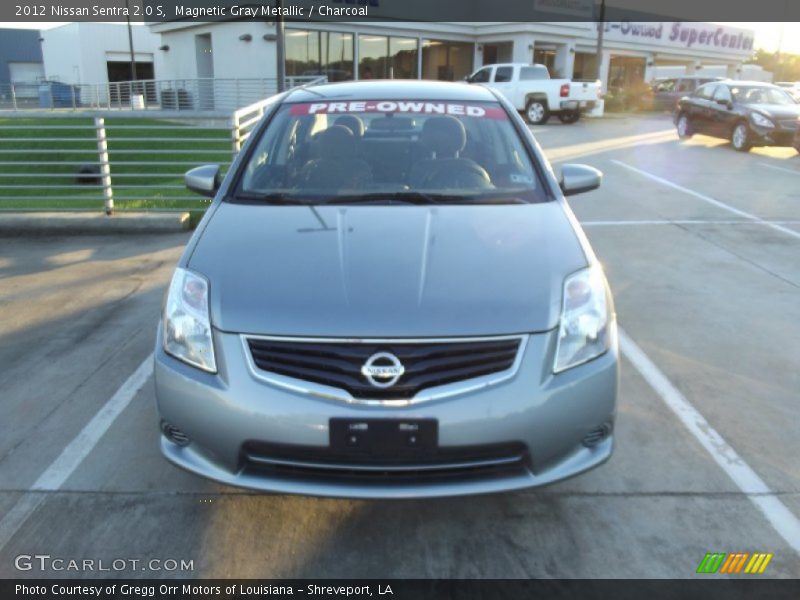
[730,86,796,106]
[236,100,546,205]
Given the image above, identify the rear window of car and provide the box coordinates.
[520,66,549,81]
[235,100,547,205]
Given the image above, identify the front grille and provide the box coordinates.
[242,441,529,483]
[246,337,521,400]
[779,119,799,131]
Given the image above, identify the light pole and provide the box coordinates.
[595,0,606,82]
[276,0,286,92]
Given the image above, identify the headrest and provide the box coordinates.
[420,116,467,158]
[314,125,356,159]
[334,115,365,138]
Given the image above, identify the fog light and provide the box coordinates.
[161,420,190,446]
[582,422,612,448]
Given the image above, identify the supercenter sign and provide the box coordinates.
[600,22,755,54]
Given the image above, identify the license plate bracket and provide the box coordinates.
[330,418,438,458]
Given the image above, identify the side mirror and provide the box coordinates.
[715,98,732,109]
[185,164,220,197]
[559,164,602,197]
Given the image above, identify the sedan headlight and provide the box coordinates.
[163,268,217,372]
[751,113,775,128]
[554,266,612,373]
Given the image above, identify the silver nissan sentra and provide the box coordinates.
[155,80,618,499]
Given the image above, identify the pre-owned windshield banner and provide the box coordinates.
[288,101,508,119]
[3,0,800,22]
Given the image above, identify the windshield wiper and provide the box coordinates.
[324,192,527,206]
[235,193,314,205]
[236,191,530,206]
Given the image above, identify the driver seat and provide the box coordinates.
[297,125,372,189]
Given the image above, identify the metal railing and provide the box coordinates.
[0,113,234,213]
[0,75,329,215]
[0,76,326,114]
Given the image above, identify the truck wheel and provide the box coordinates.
[525,99,550,125]
[558,110,580,124]
[731,122,752,152]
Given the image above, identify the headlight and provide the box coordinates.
[751,113,775,128]
[554,266,612,373]
[163,268,217,372]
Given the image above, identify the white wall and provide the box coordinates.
[42,23,160,84]
[653,64,773,82]
[154,22,278,83]
[41,24,80,83]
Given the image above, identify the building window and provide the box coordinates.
[286,29,354,82]
[421,40,473,81]
[389,37,418,79]
[358,34,387,79]
[358,35,419,79]
[533,47,556,71]
[573,53,598,80]
[482,42,512,65]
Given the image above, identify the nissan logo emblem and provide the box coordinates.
[361,352,405,388]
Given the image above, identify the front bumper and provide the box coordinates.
[154,326,618,499]
[750,123,798,147]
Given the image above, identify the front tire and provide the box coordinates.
[525,99,550,125]
[731,122,752,152]
[676,113,693,139]
[558,110,580,124]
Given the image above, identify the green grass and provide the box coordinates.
[0,116,232,214]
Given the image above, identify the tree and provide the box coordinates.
[745,48,800,81]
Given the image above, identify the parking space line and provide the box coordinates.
[0,354,154,552]
[758,162,800,177]
[612,160,800,241]
[618,328,800,554]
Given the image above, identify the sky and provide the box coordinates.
[718,22,800,54]
[3,21,800,55]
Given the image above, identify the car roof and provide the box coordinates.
[655,75,723,81]
[717,80,780,87]
[286,80,499,103]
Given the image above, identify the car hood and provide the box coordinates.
[188,202,587,337]
[747,104,800,119]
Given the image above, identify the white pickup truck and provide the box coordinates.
[466,63,602,125]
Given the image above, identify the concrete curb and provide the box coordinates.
[0,212,192,235]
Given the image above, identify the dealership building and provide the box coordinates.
[150,20,757,93]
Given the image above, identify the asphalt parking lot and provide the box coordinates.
[0,113,798,579]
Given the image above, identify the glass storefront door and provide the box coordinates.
[608,55,646,93]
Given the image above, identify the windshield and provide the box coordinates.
[730,86,796,106]
[236,100,546,205]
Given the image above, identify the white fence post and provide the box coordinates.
[231,113,241,154]
[94,117,114,215]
